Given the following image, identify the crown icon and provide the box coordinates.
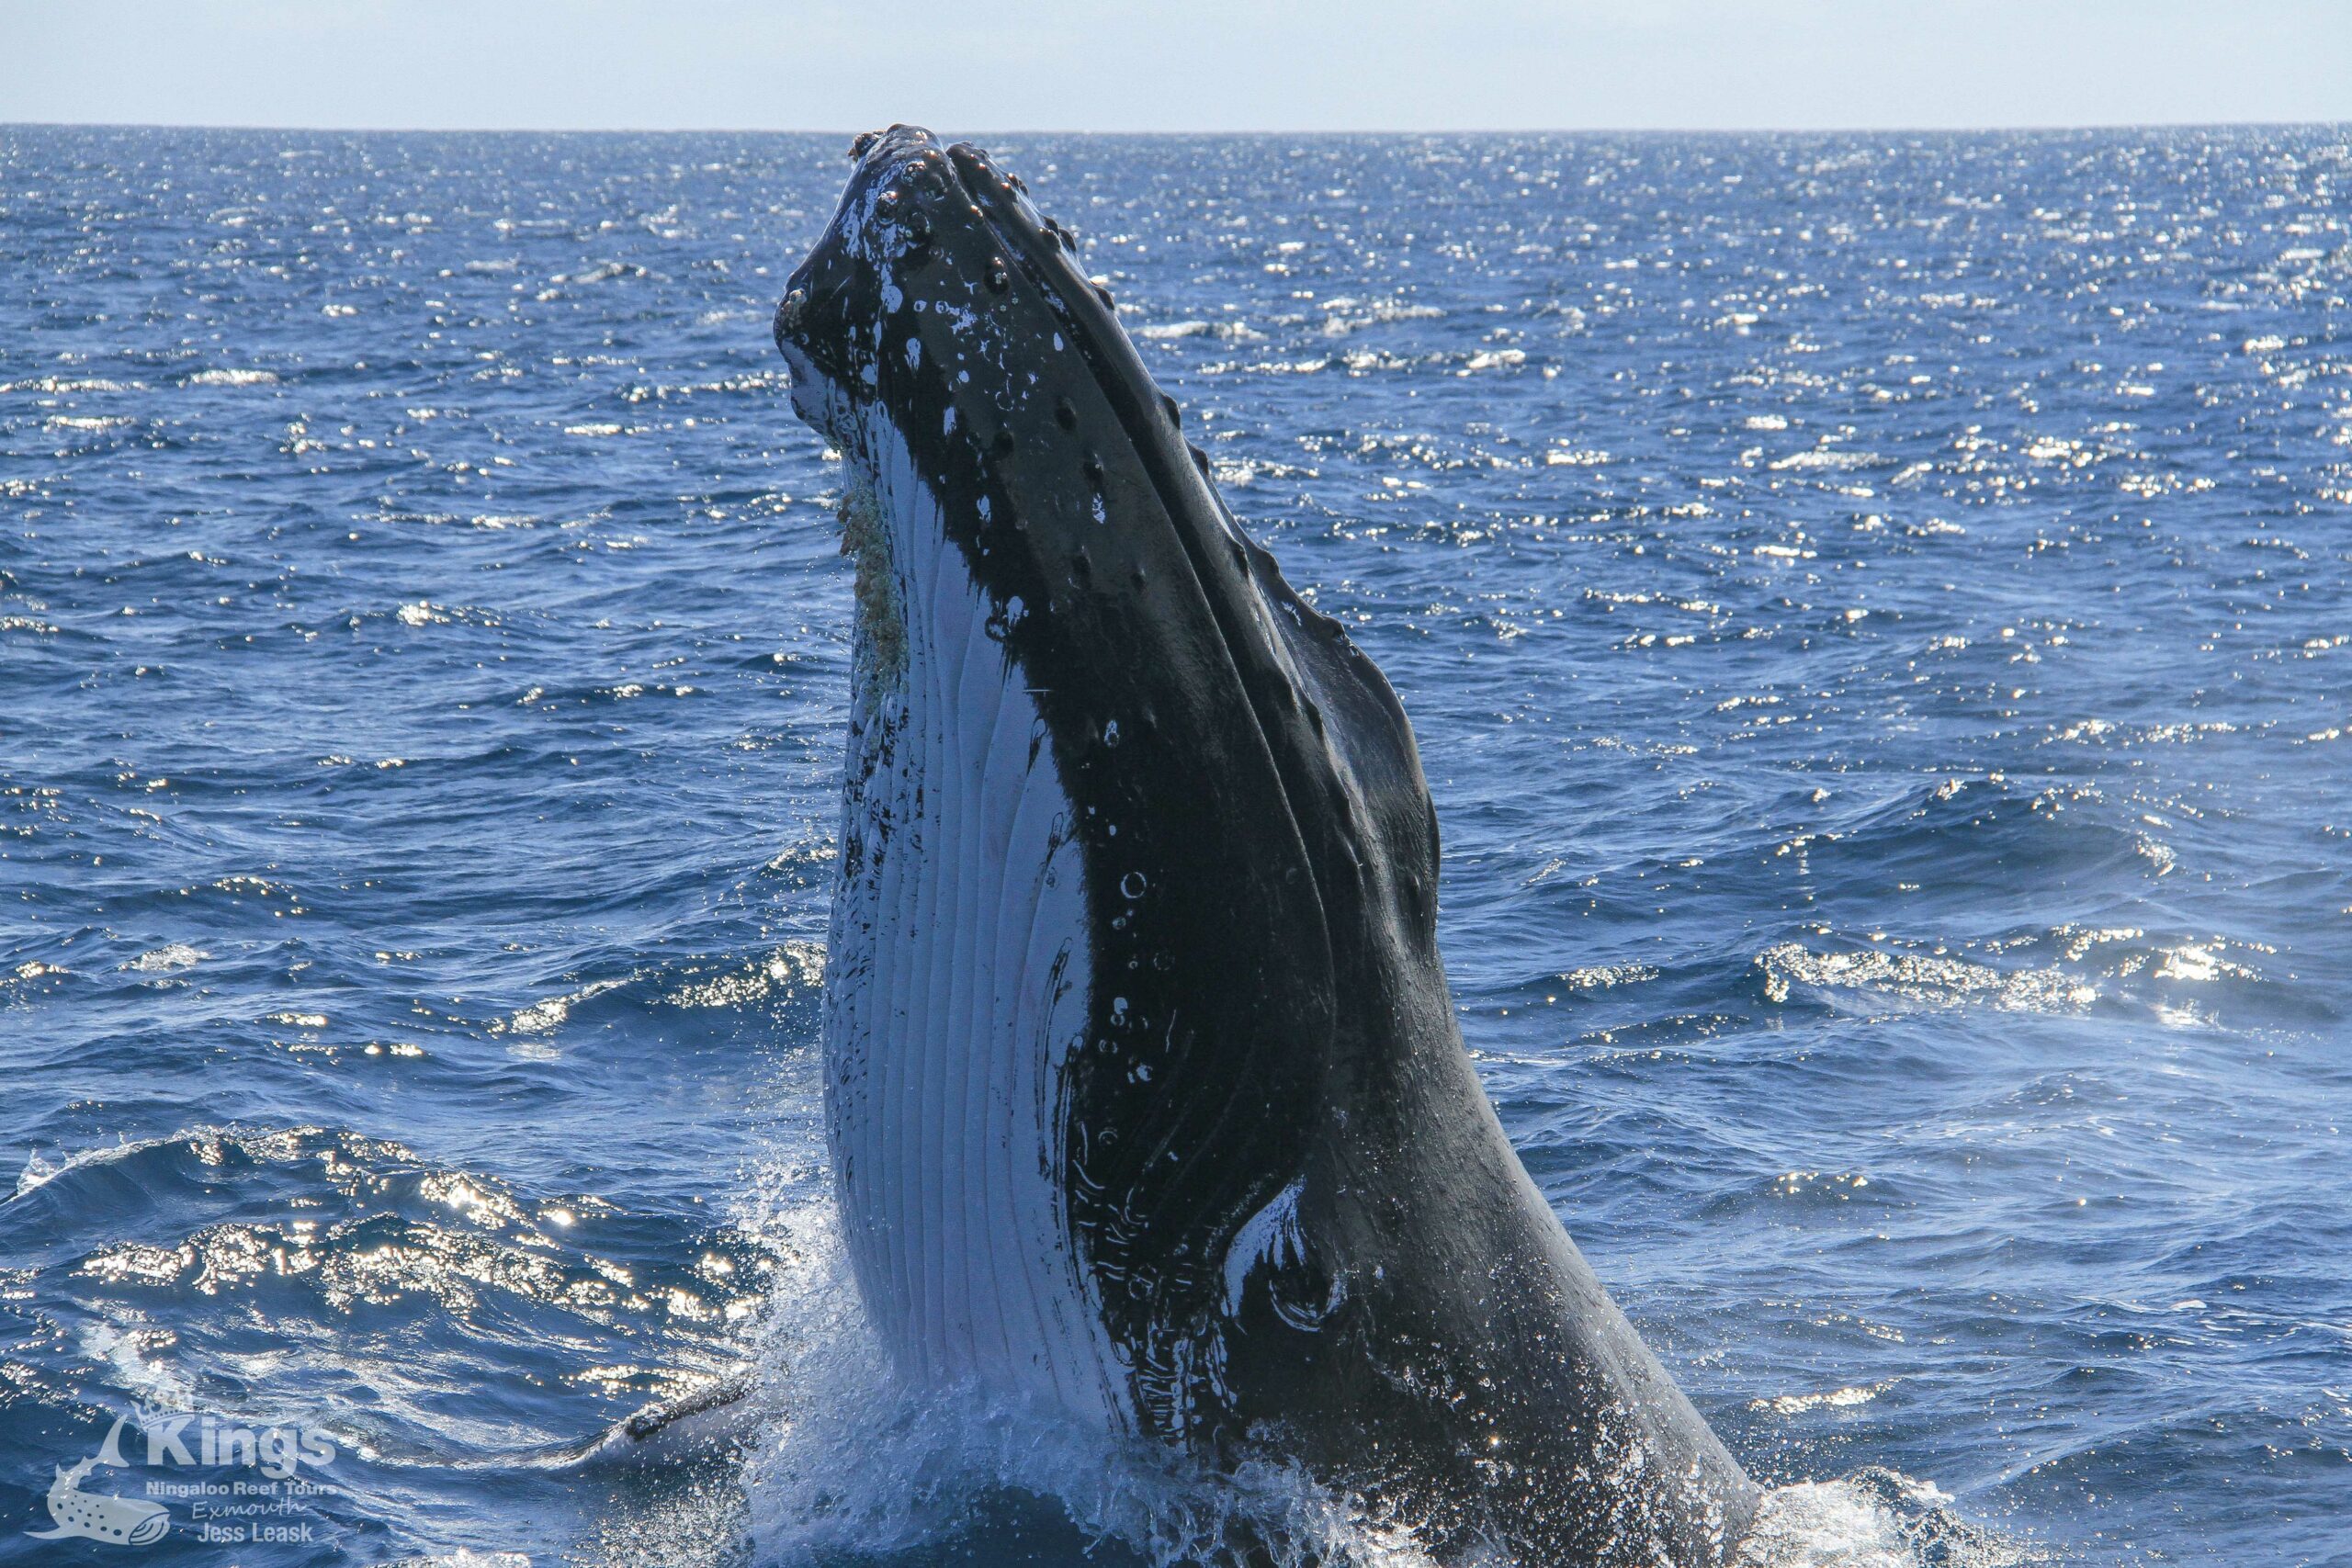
[131,1394,191,1427]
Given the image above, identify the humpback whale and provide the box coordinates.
[773,125,1759,1565]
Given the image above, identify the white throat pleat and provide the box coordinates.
[824,418,1124,1427]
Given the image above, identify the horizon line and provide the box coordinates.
[6,116,2349,139]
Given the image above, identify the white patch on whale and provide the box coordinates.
[818,397,1126,1429]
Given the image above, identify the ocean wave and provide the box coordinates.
[1755,941,2097,1017]
[124,942,207,975]
[184,367,280,387]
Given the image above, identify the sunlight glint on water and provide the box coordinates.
[2,126,2346,1567]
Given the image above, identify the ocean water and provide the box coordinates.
[2,124,2347,1568]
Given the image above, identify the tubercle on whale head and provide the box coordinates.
[768,123,1249,594]
[773,124,1081,441]
[774,126,951,428]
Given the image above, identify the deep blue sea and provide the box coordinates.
[2,125,2347,1568]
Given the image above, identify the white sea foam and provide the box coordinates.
[1460,348,1527,373]
[737,1179,1452,1568]
[1742,1470,2035,1568]
[739,1188,1988,1568]
[1757,942,2097,1015]
[1737,1480,1921,1568]
[126,942,206,974]
[1753,1381,1897,1416]
[1769,447,1876,471]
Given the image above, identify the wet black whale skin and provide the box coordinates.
[777,124,1759,1565]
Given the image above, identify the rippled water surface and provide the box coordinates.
[3,126,2348,1567]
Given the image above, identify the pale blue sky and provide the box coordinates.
[6,0,2347,132]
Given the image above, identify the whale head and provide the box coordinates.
[770,121,1441,947]
[771,124,1323,727]
[768,130,1760,1560]
[771,124,1452,1440]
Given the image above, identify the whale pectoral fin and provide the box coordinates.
[622,1371,756,1444]
[537,1371,760,1469]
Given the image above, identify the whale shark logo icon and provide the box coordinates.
[27,1415,171,1547]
